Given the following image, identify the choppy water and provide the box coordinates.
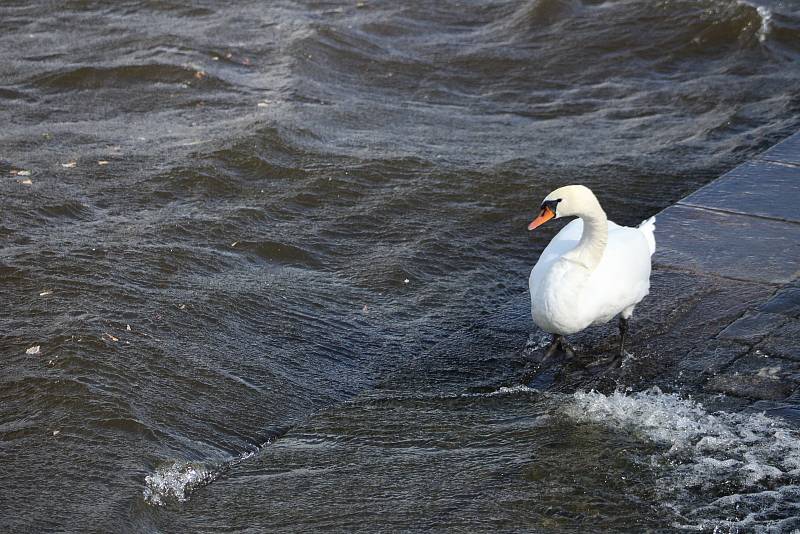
[2,0,800,532]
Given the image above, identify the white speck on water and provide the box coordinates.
[97,160,109,165]
[61,161,76,168]
[39,290,52,296]
[26,345,41,355]
[19,179,33,185]
[15,169,31,176]
[403,279,410,284]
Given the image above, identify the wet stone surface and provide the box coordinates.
[652,204,800,285]
[678,339,749,375]
[718,311,789,343]
[705,350,798,401]
[757,321,800,362]
[760,284,800,318]
[680,159,800,223]
[759,131,800,166]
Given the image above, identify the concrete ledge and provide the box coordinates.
[655,129,800,286]
[757,130,800,166]
[680,159,800,224]
[654,204,800,284]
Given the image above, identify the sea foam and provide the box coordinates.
[565,388,800,532]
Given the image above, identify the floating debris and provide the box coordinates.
[61,161,76,168]
[231,241,238,247]
[126,324,131,331]
[104,333,119,342]
[403,278,410,284]
[194,70,206,80]
[19,179,33,185]
[257,101,269,108]
[52,430,60,436]
[26,345,41,355]
[97,160,109,166]
[179,304,186,310]
[39,290,52,296]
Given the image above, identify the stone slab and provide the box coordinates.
[705,350,800,401]
[758,131,800,166]
[759,286,800,318]
[679,339,749,375]
[757,320,800,362]
[679,160,800,223]
[705,373,794,401]
[653,204,800,284]
[717,311,788,343]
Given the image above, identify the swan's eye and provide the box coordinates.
[540,199,561,213]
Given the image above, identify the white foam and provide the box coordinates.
[143,449,259,506]
[755,5,772,43]
[143,461,220,506]
[738,1,773,43]
[564,388,800,531]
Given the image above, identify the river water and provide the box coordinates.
[2,0,800,532]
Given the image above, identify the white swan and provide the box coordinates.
[528,185,655,363]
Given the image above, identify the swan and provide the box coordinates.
[527,185,655,365]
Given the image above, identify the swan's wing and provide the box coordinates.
[638,216,656,255]
[585,224,653,320]
[608,218,656,255]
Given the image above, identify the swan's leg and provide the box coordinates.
[558,336,576,359]
[618,316,629,358]
[542,335,562,362]
[598,316,630,370]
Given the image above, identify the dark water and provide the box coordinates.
[2,0,800,531]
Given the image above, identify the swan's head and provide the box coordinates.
[528,185,600,230]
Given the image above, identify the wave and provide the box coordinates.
[29,64,230,91]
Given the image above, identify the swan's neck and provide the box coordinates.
[568,207,608,272]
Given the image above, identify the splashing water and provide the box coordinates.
[565,388,800,532]
[143,461,220,506]
[755,5,773,42]
[143,450,257,506]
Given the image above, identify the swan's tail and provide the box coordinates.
[638,216,656,256]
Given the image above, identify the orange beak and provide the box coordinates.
[528,206,555,230]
